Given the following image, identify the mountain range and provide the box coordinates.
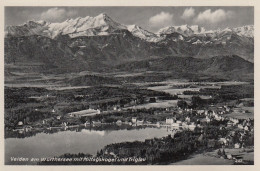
[4,13,254,81]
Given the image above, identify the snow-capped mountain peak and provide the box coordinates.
[5,13,254,41]
[157,25,206,36]
[126,24,163,42]
[233,25,254,37]
[6,13,128,38]
[127,24,139,32]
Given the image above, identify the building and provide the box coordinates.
[137,120,144,125]
[185,117,190,123]
[244,126,249,131]
[227,121,233,127]
[68,109,101,118]
[24,126,32,132]
[172,123,180,127]
[84,121,90,127]
[43,119,48,124]
[206,116,211,123]
[219,138,228,145]
[166,118,175,125]
[230,118,239,125]
[176,120,182,124]
[234,143,241,149]
[113,106,120,111]
[92,121,101,126]
[197,110,205,115]
[131,117,137,123]
[116,120,122,125]
[188,123,196,131]
[237,124,244,129]
[182,122,189,128]
[18,121,23,126]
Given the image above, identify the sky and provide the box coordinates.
[5,6,254,32]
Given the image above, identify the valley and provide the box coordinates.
[4,11,254,165]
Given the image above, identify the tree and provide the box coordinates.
[191,96,204,108]
[177,100,188,109]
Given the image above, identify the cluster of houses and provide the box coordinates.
[199,110,254,150]
[165,117,196,130]
[194,107,253,132]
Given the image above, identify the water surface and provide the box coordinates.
[5,127,172,165]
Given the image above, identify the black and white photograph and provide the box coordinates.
[3,5,255,166]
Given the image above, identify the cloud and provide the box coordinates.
[195,9,234,24]
[181,7,195,19]
[40,8,78,22]
[149,12,174,29]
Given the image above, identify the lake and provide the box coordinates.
[5,127,173,165]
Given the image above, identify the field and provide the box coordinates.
[126,100,178,109]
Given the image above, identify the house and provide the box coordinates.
[146,121,152,124]
[137,120,144,125]
[206,116,211,123]
[219,138,228,145]
[56,115,61,120]
[188,123,196,131]
[18,121,23,126]
[52,109,56,113]
[242,120,247,126]
[92,121,101,126]
[176,120,182,124]
[227,121,233,127]
[185,117,190,123]
[197,110,205,115]
[244,126,249,131]
[182,122,188,128]
[131,117,137,123]
[234,143,241,149]
[116,120,122,125]
[231,118,239,125]
[113,106,120,111]
[84,121,90,127]
[42,119,47,124]
[237,124,244,129]
[62,122,67,127]
[24,126,32,132]
[166,118,175,125]
[172,123,180,127]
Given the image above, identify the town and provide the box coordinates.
[5,83,254,165]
